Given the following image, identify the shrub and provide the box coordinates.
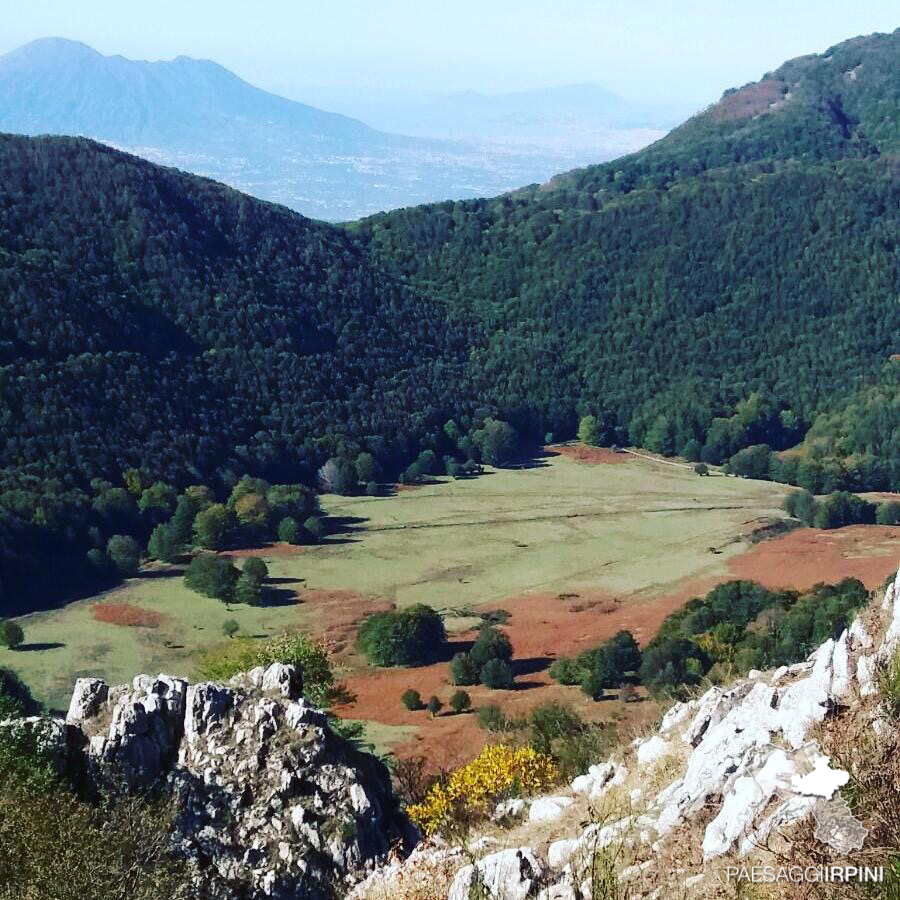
[449,652,480,686]
[480,658,514,690]
[476,704,508,732]
[0,621,24,650]
[527,702,617,781]
[184,555,239,602]
[277,516,301,544]
[406,744,556,836]
[449,690,471,714]
[694,463,709,476]
[197,633,334,706]
[356,604,447,667]
[365,481,379,497]
[401,689,424,711]
[106,534,140,576]
[548,657,582,685]
[426,696,443,718]
[222,619,240,639]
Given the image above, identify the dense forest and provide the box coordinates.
[1,30,898,614]
[355,29,900,488]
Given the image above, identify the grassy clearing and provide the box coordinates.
[3,451,789,711]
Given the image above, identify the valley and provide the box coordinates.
[7,447,896,766]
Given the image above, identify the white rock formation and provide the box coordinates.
[37,664,412,899]
[448,848,544,900]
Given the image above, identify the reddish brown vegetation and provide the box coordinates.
[549,444,630,465]
[709,79,788,121]
[91,603,166,628]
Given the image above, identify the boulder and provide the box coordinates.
[448,848,544,900]
[528,796,574,823]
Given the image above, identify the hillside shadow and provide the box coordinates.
[512,655,552,676]
[322,514,368,544]
[137,567,185,580]
[500,444,557,471]
[260,586,301,608]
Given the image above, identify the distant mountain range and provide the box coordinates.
[0,38,672,220]
[291,82,684,153]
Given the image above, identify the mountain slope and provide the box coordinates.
[0,38,659,220]
[355,29,900,488]
[0,133,469,488]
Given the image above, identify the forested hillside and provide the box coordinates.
[0,134,476,610]
[355,29,900,489]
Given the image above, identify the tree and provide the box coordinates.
[278,516,301,544]
[469,626,513,668]
[480,658,514,689]
[449,690,471,714]
[184,555,239,602]
[426,696,443,718]
[0,621,24,650]
[581,649,616,700]
[234,571,263,606]
[605,630,642,678]
[318,458,356,495]
[138,482,177,520]
[106,535,140,576]
[577,415,600,446]
[876,501,900,525]
[401,689,424,711]
[242,558,269,582]
[304,516,325,543]
[450,652,480,686]
[222,619,240,639]
[355,452,378,484]
[356,605,447,667]
[471,419,518,466]
[147,524,181,563]
[193,504,230,550]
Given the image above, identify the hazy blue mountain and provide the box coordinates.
[0,38,670,220]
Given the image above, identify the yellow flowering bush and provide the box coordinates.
[406,744,556,835]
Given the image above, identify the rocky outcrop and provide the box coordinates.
[51,664,413,899]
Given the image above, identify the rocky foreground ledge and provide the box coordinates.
[8,662,413,899]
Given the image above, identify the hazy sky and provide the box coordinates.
[1,1,897,106]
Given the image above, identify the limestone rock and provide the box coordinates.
[448,848,544,900]
[528,796,574,823]
[52,665,411,899]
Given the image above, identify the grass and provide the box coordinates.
[3,451,789,712]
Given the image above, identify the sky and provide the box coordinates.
[1,0,897,108]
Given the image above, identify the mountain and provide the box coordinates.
[293,82,680,156]
[355,28,900,489]
[0,38,667,220]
